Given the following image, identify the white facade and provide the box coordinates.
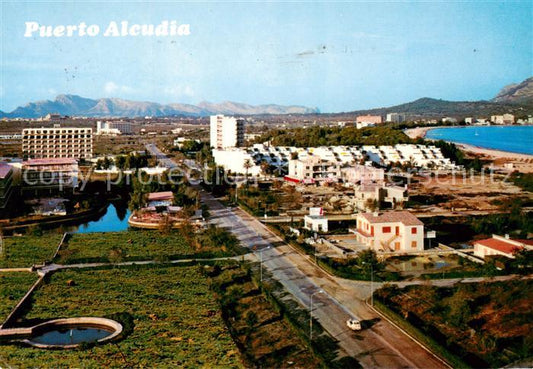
[354,211,424,252]
[473,235,531,259]
[210,115,245,149]
[212,149,261,176]
[490,114,515,125]
[96,121,133,135]
[386,113,407,123]
[288,156,342,182]
[22,127,93,159]
[304,215,328,232]
[212,143,457,177]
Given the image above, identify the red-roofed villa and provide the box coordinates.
[352,211,425,252]
[473,235,532,259]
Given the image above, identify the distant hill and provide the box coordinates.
[3,94,319,118]
[492,77,533,104]
[342,97,530,118]
[2,77,532,119]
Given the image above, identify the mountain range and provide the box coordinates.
[1,77,531,119]
[0,95,320,118]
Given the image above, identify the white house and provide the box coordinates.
[353,211,424,252]
[304,207,328,232]
[473,235,532,259]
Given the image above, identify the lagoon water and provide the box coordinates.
[75,204,131,234]
[425,126,533,155]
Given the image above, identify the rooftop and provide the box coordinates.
[359,211,424,226]
[23,158,78,166]
[475,237,526,255]
[147,191,174,201]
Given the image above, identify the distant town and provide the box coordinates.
[0,89,531,368]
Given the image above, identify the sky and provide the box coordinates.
[1,1,532,113]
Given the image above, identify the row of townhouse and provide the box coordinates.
[213,143,456,178]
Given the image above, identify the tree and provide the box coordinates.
[243,159,253,180]
[365,198,379,212]
[115,155,126,170]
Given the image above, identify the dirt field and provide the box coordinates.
[409,172,530,212]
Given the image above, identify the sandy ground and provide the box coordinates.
[404,126,439,139]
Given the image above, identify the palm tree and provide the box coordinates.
[243,159,252,181]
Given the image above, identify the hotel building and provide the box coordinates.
[210,115,245,149]
[22,127,93,159]
[22,158,79,193]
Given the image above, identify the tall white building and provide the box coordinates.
[22,127,93,159]
[210,115,245,149]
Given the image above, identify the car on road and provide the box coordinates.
[346,319,362,331]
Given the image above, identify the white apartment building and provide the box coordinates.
[288,155,342,183]
[386,113,407,123]
[96,121,133,135]
[212,148,262,176]
[354,211,424,252]
[490,114,515,125]
[22,127,93,159]
[212,143,457,178]
[210,115,245,149]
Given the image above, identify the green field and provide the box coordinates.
[0,272,38,324]
[57,229,245,264]
[0,234,62,268]
[0,266,242,368]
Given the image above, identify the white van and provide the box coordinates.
[346,319,362,331]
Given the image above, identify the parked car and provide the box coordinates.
[346,319,362,331]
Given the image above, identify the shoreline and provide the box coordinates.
[404,125,533,159]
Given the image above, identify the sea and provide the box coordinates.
[425,126,533,155]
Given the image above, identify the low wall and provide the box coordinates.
[1,275,45,329]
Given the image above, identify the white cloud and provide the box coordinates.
[163,85,195,98]
[104,81,135,95]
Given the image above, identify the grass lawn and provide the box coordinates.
[0,234,63,268]
[0,266,242,368]
[57,229,245,264]
[0,272,38,324]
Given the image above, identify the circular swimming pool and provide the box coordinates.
[24,317,123,349]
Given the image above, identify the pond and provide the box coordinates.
[73,204,131,234]
[30,327,113,346]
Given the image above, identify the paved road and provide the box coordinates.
[147,144,448,368]
[203,193,447,368]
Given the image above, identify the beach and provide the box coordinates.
[405,126,533,172]
[403,126,439,139]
